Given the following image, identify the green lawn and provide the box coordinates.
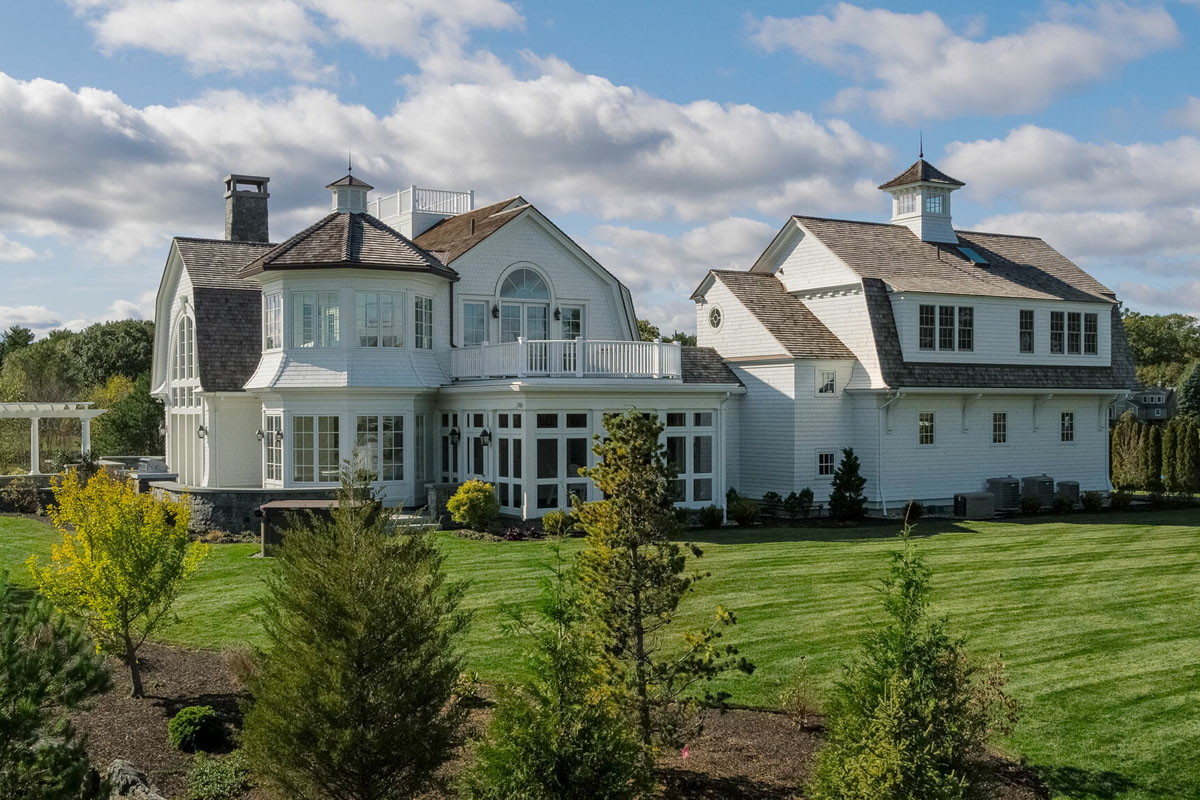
[3,511,1199,800]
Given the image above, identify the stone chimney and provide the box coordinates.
[224,174,270,242]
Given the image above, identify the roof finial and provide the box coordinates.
[347,148,353,173]
[919,131,923,160]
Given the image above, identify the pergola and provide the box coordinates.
[0,402,107,475]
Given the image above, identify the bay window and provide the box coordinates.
[263,294,282,350]
[293,415,339,483]
[293,291,340,347]
[414,295,433,349]
[355,415,403,481]
[356,292,403,347]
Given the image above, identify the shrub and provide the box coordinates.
[541,509,577,538]
[1110,490,1133,510]
[727,496,761,527]
[779,656,821,730]
[673,506,693,527]
[760,491,783,517]
[697,504,725,529]
[902,499,924,522]
[808,530,1019,800]
[447,480,500,531]
[1052,495,1074,515]
[168,705,223,752]
[227,648,258,692]
[502,525,526,541]
[185,751,251,800]
[1081,491,1103,512]
[1020,495,1042,516]
[784,488,814,520]
[1,477,40,514]
[829,448,867,521]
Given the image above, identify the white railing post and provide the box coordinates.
[576,339,584,377]
[517,337,526,378]
[480,341,488,378]
[653,338,662,379]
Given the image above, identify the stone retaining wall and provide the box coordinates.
[150,482,337,534]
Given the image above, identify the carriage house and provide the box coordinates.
[151,158,1136,529]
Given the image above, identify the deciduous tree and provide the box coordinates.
[28,469,206,698]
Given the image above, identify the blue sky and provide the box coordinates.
[2,0,1200,335]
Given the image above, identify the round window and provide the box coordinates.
[708,306,723,329]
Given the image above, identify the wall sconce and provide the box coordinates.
[491,304,500,319]
[197,425,207,440]
[448,427,461,446]
[479,427,492,447]
[255,428,265,442]
[553,307,561,321]
[274,431,284,446]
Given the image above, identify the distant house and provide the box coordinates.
[1110,387,1176,422]
[151,156,1137,527]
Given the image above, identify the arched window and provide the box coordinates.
[171,316,196,382]
[500,269,550,300]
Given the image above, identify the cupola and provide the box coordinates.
[878,157,964,244]
[326,174,373,214]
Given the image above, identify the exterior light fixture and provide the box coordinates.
[255,428,265,442]
[553,307,561,321]
[479,427,492,447]
[448,427,461,446]
[197,424,207,439]
[491,304,500,319]
[274,431,284,446]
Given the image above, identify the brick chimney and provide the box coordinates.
[224,174,270,242]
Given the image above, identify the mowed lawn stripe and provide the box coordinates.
[2,510,1198,799]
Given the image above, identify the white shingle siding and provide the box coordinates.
[730,363,796,495]
[695,279,787,357]
[207,395,262,488]
[798,290,884,388]
[891,293,1112,366]
[769,224,860,293]
[792,360,857,502]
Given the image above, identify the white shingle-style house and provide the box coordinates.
[692,158,1136,513]
[151,158,1136,529]
[151,174,742,529]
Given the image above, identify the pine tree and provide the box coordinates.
[809,530,1019,800]
[460,548,651,800]
[1,577,111,800]
[576,410,751,750]
[829,447,867,521]
[242,472,469,800]
[1178,359,1200,420]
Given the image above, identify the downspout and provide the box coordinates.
[719,390,731,520]
[449,280,456,347]
[876,390,902,515]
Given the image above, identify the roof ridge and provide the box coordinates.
[792,214,905,229]
[174,235,275,246]
[251,212,340,270]
[955,229,1044,241]
[361,213,452,271]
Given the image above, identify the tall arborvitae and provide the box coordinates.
[1148,425,1164,492]
[576,410,752,751]
[242,472,469,800]
[1182,418,1200,493]
[1162,419,1179,493]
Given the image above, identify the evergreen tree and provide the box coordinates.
[460,548,651,800]
[0,325,34,371]
[1162,419,1179,493]
[1111,412,1141,490]
[1178,360,1200,420]
[242,472,469,800]
[576,410,751,750]
[809,531,1019,800]
[1181,418,1200,493]
[1148,425,1164,492]
[829,447,867,521]
[1,576,111,800]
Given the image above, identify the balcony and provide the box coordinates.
[451,339,682,380]
[367,186,474,220]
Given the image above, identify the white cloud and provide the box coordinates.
[1166,96,1200,130]
[1117,280,1200,313]
[68,0,522,78]
[0,290,156,338]
[0,305,66,333]
[0,233,37,262]
[749,2,1179,123]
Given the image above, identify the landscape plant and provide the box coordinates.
[0,575,111,800]
[241,472,469,800]
[459,548,651,800]
[447,479,501,530]
[1178,359,1200,419]
[1148,425,1164,492]
[760,490,783,517]
[829,448,867,521]
[697,504,725,529]
[184,751,251,800]
[168,705,222,752]
[784,488,814,520]
[576,410,753,750]
[1,477,40,514]
[1081,491,1103,512]
[727,494,761,527]
[28,469,206,698]
[1162,419,1180,493]
[540,508,577,538]
[809,529,1020,800]
[1021,495,1042,516]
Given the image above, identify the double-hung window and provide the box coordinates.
[264,415,282,481]
[1019,310,1035,353]
[1061,412,1074,443]
[1050,311,1065,354]
[462,301,486,347]
[293,415,339,483]
[957,307,974,351]
[356,292,403,347]
[561,306,584,340]
[1067,312,1082,354]
[938,305,956,350]
[992,412,1007,444]
[818,370,836,394]
[263,294,282,350]
[293,291,340,347]
[1084,313,1098,355]
[818,451,835,476]
[918,305,936,351]
[919,412,935,445]
[414,295,433,349]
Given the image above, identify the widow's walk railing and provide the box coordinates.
[451,339,682,380]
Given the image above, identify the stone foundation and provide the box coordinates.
[150,481,337,534]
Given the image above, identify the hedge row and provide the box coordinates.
[1111,411,1200,492]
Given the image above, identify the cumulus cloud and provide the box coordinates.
[749,2,1179,123]
[1117,280,1200,314]
[69,0,523,78]
[1166,96,1200,130]
[0,233,37,262]
[0,290,156,338]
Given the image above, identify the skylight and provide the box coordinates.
[958,246,988,265]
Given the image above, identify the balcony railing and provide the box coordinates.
[367,185,474,220]
[451,339,682,380]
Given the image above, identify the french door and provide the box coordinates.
[500,302,549,342]
[496,410,523,513]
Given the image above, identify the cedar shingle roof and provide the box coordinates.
[862,279,1137,390]
[680,347,743,385]
[413,197,528,263]
[710,271,854,359]
[174,237,274,290]
[792,216,1115,303]
[239,212,456,279]
[878,158,965,189]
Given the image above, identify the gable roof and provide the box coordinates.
[707,271,854,359]
[174,237,274,290]
[861,279,1137,390]
[239,212,456,279]
[878,158,965,190]
[790,216,1115,303]
[413,197,528,263]
[680,347,744,385]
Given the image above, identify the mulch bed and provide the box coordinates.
[75,644,1047,800]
